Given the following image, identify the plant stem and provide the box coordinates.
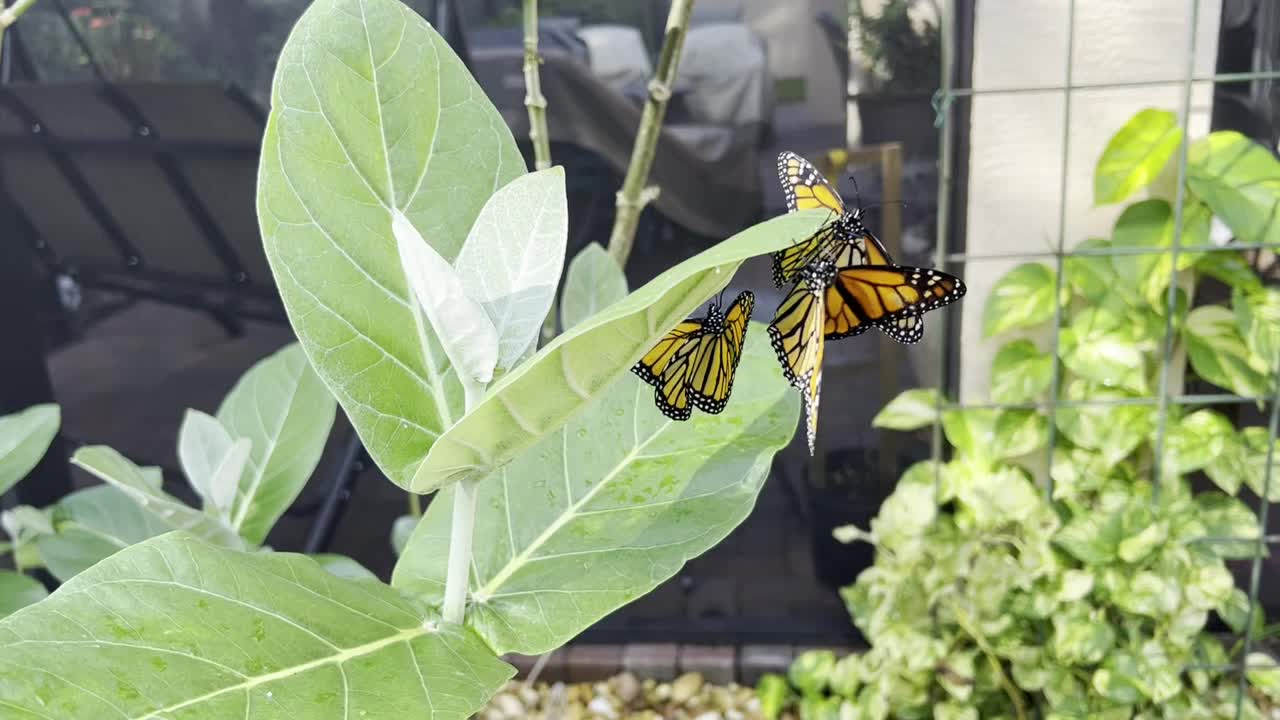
[441,475,479,624]
[0,0,40,57]
[407,491,422,518]
[605,0,697,267]
[948,600,1028,720]
[441,377,486,625]
[522,0,552,171]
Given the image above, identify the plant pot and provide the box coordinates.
[854,93,939,158]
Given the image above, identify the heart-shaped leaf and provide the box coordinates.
[393,329,799,654]
[409,210,826,492]
[257,0,525,487]
[1187,131,1280,246]
[0,533,512,719]
[1094,108,1181,205]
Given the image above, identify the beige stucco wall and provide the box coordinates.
[958,0,1221,401]
[746,0,848,126]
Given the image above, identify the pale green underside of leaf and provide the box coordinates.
[393,329,800,654]
[454,167,569,371]
[71,447,247,551]
[0,533,512,719]
[217,343,338,545]
[560,242,629,331]
[256,0,524,487]
[1187,131,1280,247]
[0,404,60,497]
[38,485,175,582]
[412,210,827,491]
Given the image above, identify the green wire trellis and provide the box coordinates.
[923,0,1280,715]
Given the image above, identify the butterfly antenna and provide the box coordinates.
[846,173,863,211]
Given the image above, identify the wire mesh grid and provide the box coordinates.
[923,0,1280,715]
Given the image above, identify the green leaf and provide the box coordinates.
[1216,588,1263,636]
[311,553,378,580]
[1094,108,1182,205]
[1064,238,1132,305]
[410,210,826,490]
[0,570,47,618]
[391,514,419,556]
[70,447,245,550]
[257,0,524,487]
[1238,427,1280,502]
[941,409,996,458]
[0,403,60,496]
[983,263,1056,337]
[990,340,1053,404]
[991,410,1047,460]
[560,242,629,331]
[1184,306,1272,397]
[1234,286,1280,374]
[393,330,799,654]
[1092,650,1144,704]
[177,410,239,513]
[1055,510,1124,565]
[829,654,862,698]
[1114,571,1178,617]
[1187,131,1280,246]
[1058,306,1148,394]
[216,344,338,545]
[38,485,173,582]
[1117,523,1168,564]
[1051,608,1115,665]
[756,673,792,720]
[394,210,500,386]
[1246,653,1280,701]
[454,167,568,369]
[0,533,512,719]
[790,649,837,695]
[1163,409,1234,477]
[1195,493,1261,559]
[1110,198,1209,307]
[1195,250,1261,293]
[1055,390,1154,466]
[871,388,941,431]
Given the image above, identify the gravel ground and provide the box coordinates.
[477,672,769,720]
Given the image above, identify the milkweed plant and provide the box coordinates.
[0,0,820,716]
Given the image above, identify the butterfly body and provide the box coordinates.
[633,291,755,421]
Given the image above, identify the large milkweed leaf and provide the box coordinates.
[0,533,512,719]
[257,0,524,487]
[409,210,826,492]
[0,404,60,496]
[393,328,799,654]
[454,167,569,371]
[216,343,338,545]
[0,570,46,618]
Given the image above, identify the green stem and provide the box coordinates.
[407,491,422,518]
[523,0,552,171]
[440,377,487,625]
[441,476,479,624]
[605,0,696,267]
[0,0,40,56]
[948,600,1028,720]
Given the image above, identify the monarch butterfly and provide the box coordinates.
[774,150,929,345]
[768,259,966,453]
[633,291,755,421]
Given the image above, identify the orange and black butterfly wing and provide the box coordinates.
[828,219,928,344]
[773,152,848,288]
[768,263,841,455]
[688,291,755,415]
[632,320,704,387]
[829,265,967,331]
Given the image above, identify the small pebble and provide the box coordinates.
[671,672,705,705]
[587,695,619,719]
